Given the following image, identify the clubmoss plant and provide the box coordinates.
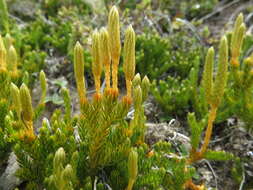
[45,147,76,190]
[179,35,236,190]
[74,7,150,188]
[188,36,228,163]
[14,5,150,190]
[1,4,243,190]
[212,13,253,130]
[0,33,28,164]
[143,34,233,190]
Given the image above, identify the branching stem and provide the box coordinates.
[200,106,217,156]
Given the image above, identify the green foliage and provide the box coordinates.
[0,0,93,88]
[34,70,47,120]
[150,13,253,130]
[0,47,48,185]
[0,100,13,164]
[0,2,46,86]
[151,56,201,118]
[135,33,171,80]
[203,150,234,161]
[210,14,253,131]
[0,0,9,32]
[152,76,191,117]
[135,141,196,190]
[13,6,151,190]
[159,0,218,19]
[15,107,77,189]
[41,0,92,17]
[136,30,203,118]
[0,78,11,164]
[136,31,201,80]
[0,34,28,165]
[187,113,206,150]
[45,147,77,190]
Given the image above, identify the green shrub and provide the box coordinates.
[159,0,218,19]
[137,31,203,118]
[136,31,202,81]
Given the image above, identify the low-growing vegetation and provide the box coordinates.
[0,0,253,190]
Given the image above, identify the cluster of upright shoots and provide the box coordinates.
[230,13,253,91]
[185,13,248,189]
[74,6,141,190]
[0,33,47,142]
[184,35,228,189]
[0,34,18,78]
[230,13,246,68]
[10,69,47,142]
[74,5,136,106]
[198,36,228,159]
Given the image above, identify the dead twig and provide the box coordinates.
[202,159,218,190]
[199,0,240,22]
[210,132,233,144]
[149,10,173,35]
[245,12,253,25]
[239,164,245,190]
[9,14,26,25]
[175,18,204,46]
[228,1,253,24]
[143,13,164,35]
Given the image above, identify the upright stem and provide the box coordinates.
[126,179,135,190]
[105,64,111,90]
[94,77,101,94]
[184,180,202,190]
[199,106,217,156]
[126,79,132,98]
[112,58,119,91]
[77,82,86,107]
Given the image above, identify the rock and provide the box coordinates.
[0,152,21,190]
[9,0,38,19]
[83,0,106,13]
[145,122,191,151]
